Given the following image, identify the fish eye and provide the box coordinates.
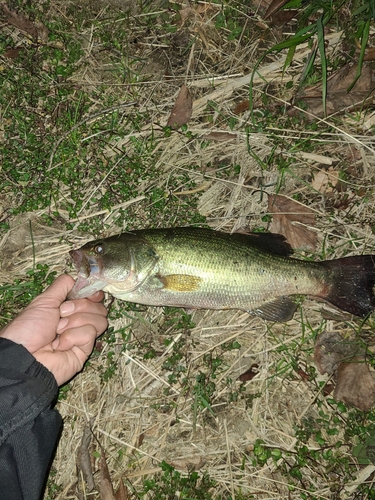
[94,244,104,254]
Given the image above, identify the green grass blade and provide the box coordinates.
[271,31,315,52]
[316,16,327,116]
[284,44,297,72]
[249,30,313,122]
[347,19,370,92]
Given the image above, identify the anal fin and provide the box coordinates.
[250,297,297,322]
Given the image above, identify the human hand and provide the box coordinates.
[0,274,108,385]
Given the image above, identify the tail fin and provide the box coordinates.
[321,255,375,317]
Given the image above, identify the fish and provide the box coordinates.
[68,227,375,322]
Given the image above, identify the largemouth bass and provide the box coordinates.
[68,227,375,322]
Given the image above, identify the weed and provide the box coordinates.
[162,337,188,385]
[95,324,133,382]
[44,467,63,499]
[0,265,56,327]
[58,383,72,402]
[139,460,216,499]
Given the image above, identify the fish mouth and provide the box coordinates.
[69,248,84,269]
[68,249,107,299]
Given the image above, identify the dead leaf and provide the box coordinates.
[363,112,375,131]
[100,447,116,500]
[295,63,375,118]
[251,0,275,14]
[323,383,335,396]
[345,146,362,163]
[238,364,259,382]
[364,47,375,61]
[334,360,375,411]
[268,195,317,251]
[314,332,375,410]
[314,331,364,375]
[268,10,297,26]
[169,455,206,471]
[3,47,24,58]
[233,100,249,115]
[296,366,311,382]
[311,168,340,194]
[166,85,192,128]
[203,131,237,142]
[297,152,333,165]
[264,0,290,19]
[115,478,129,500]
[76,422,95,492]
[1,3,37,40]
[137,432,145,448]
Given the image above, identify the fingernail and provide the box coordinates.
[57,317,69,332]
[51,337,60,350]
[60,301,75,315]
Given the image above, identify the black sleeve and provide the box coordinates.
[0,338,62,500]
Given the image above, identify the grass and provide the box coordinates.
[1,0,375,498]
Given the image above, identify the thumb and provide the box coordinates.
[27,274,75,310]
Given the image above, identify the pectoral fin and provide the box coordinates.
[251,297,297,322]
[158,274,202,292]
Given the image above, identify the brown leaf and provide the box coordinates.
[1,3,37,40]
[264,0,290,19]
[323,383,335,396]
[115,478,129,500]
[364,47,375,61]
[314,331,364,375]
[314,332,375,410]
[296,63,375,118]
[233,100,249,115]
[95,340,104,352]
[100,448,116,500]
[251,0,274,14]
[76,422,95,492]
[203,131,237,142]
[238,364,259,382]
[166,85,192,129]
[3,47,23,58]
[169,455,206,471]
[268,10,297,26]
[311,168,340,194]
[268,195,317,251]
[137,432,145,448]
[334,359,375,411]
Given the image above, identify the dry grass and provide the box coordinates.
[1,0,375,498]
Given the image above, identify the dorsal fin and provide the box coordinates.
[232,229,293,257]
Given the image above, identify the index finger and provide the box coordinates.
[27,274,76,310]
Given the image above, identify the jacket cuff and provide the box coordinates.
[0,338,59,446]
